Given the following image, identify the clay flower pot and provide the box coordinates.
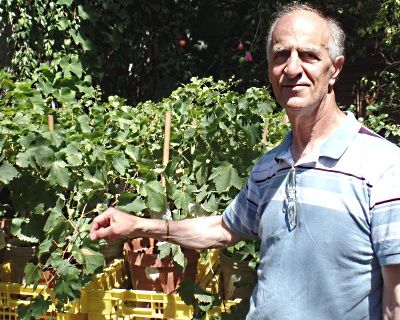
[124,237,199,294]
[219,249,257,300]
[6,239,37,283]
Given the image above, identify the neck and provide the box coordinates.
[287,95,345,163]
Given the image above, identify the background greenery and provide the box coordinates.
[0,1,399,116]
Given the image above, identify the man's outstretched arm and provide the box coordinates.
[382,264,400,320]
[89,207,242,250]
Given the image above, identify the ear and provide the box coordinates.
[329,55,345,87]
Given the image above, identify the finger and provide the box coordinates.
[90,209,114,233]
[90,216,108,234]
[90,225,114,241]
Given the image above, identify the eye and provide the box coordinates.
[300,52,319,62]
[274,50,290,62]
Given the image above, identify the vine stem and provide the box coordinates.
[250,0,263,50]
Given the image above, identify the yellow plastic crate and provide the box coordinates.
[80,253,240,320]
[81,259,189,319]
[0,262,86,320]
[82,288,192,320]
[1,250,240,319]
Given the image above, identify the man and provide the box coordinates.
[90,3,400,319]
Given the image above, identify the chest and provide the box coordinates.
[256,166,371,246]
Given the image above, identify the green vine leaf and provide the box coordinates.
[156,241,172,259]
[178,279,222,318]
[57,0,73,6]
[125,145,139,161]
[113,154,129,175]
[209,162,244,193]
[47,160,70,188]
[142,180,166,212]
[80,247,104,275]
[68,58,83,78]
[54,277,82,302]
[57,18,70,31]
[0,161,19,184]
[49,252,80,279]
[77,114,92,133]
[17,145,55,169]
[17,295,52,320]
[63,144,83,166]
[38,238,53,257]
[117,197,146,213]
[12,216,47,243]
[172,246,187,271]
[157,242,187,270]
[24,262,41,286]
[172,189,191,210]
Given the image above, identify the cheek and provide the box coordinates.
[268,68,281,84]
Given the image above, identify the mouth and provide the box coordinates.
[282,83,309,88]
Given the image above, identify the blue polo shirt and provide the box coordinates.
[223,112,400,319]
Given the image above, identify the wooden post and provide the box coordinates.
[161,111,171,187]
[48,115,54,131]
[262,118,269,144]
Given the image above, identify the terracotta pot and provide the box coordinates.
[124,237,199,294]
[6,239,38,283]
[219,249,257,300]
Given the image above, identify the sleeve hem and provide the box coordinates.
[378,254,400,266]
[222,214,259,241]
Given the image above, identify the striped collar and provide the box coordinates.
[275,111,361,165]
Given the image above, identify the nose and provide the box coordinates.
[284,53,302,78]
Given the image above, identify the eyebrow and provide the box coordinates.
[271,46,322,55]
[299,48,321,55]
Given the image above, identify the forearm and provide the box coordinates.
[90,208,241,250]
[137,215,241,250]
[382,264,400,320]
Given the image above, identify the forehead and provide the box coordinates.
[270,10,329,52]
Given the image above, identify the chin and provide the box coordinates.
[280,97,308,110]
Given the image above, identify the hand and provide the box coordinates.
[89,207,138,241]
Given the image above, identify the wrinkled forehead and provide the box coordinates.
[270,10,330,51]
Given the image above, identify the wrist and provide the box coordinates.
[130,216,167,240]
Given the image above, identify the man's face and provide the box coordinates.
[268,11,339,112]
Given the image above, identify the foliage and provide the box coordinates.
[1,0,399,114]
[1,0,397,106]
[0,0,277,104]
[0,70,287,318]
[347,0,400,142]
[178,279,222,320]
[161,77,287,218]
[178,279,252,320]
[224,240,260,270]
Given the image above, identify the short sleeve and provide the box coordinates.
[371,161,400,266]
[222,174,261,240]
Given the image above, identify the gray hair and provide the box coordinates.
[266,3,345,61]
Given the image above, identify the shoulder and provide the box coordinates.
[247,141,291,187]
[352,124,400,182]
[252,145,284,174]
[356,125,400,161]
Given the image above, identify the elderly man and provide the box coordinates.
[90,3,400,319]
